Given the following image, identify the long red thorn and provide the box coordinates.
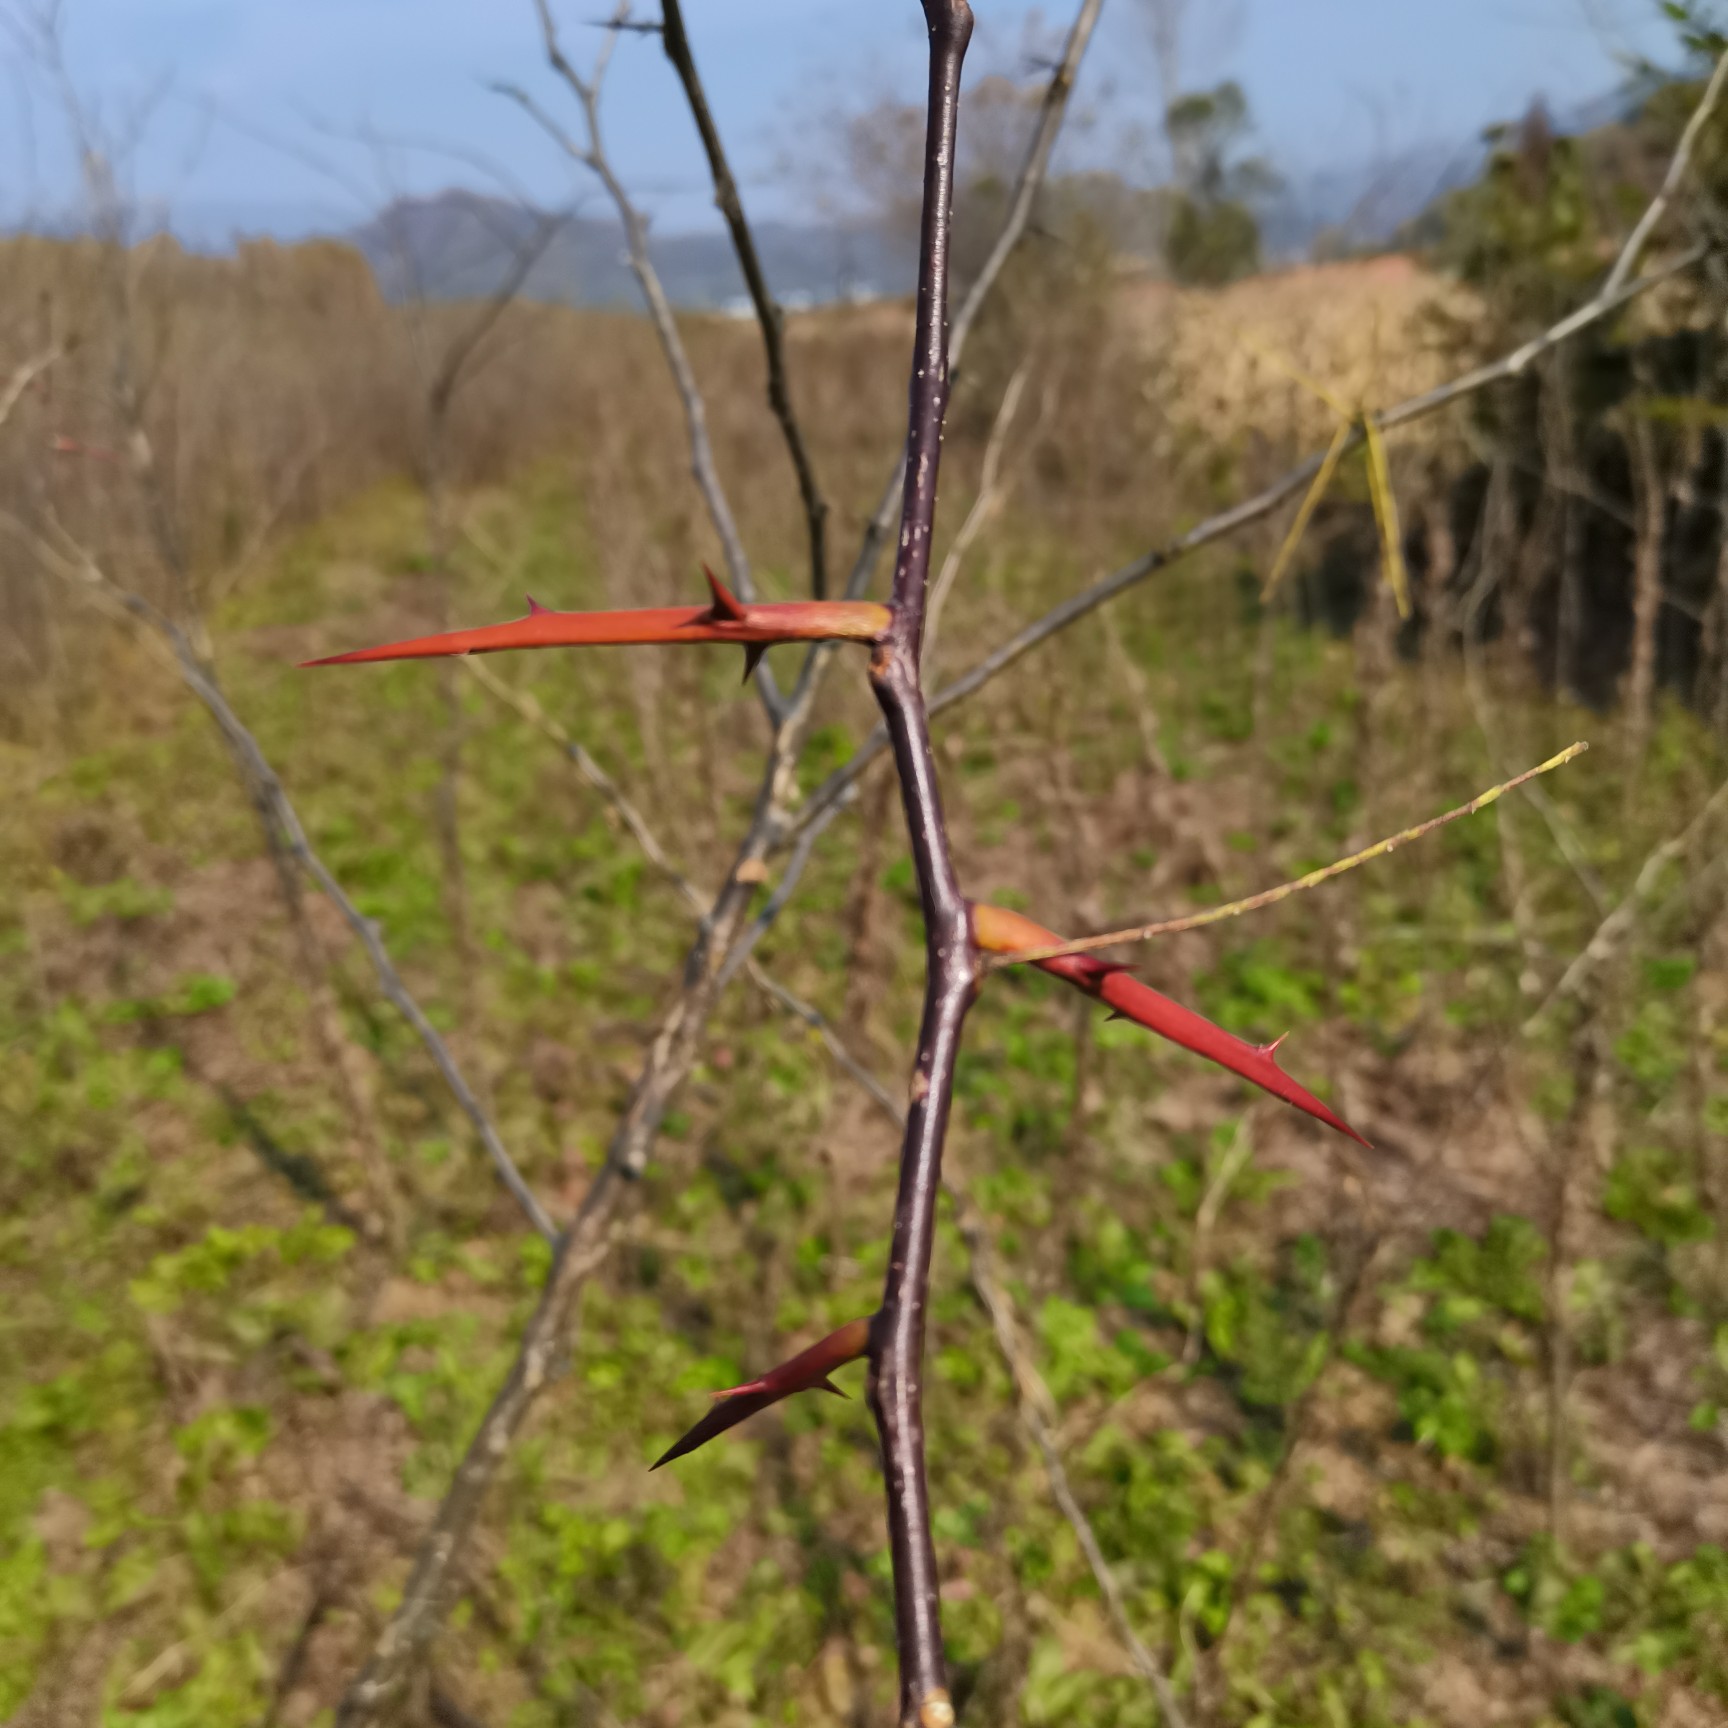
[300,573,891,668]
[972,903,1369,1146]
[651,1315,873,1470]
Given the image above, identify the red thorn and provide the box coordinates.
[702,563,749,624]
[1263,1033,1289,1058]
[651,1315,871,1470]
[301,595,892,667]
[710,1380,768,1401]
[971,901,1370,1147]
[742,643,767,683]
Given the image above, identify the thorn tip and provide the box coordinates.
[702,563,749,624]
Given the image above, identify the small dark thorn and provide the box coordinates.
[1105,1011,1129,1023]
[742,643,767,683]
[526,595,550,615]
[702,563,749,623]
[817,1377,847,1399]
[1090,961,1134,978]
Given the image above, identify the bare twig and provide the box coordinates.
[924,359,1032,670]
[1524,772,1728,1033]
[426,209,564,425]
[838,0,1105,607]
[463,654,870,1090]
[750,964,908,1123]
[947,0,1104,366]
[660,0,830,598]
[501,0,783,719]
[714,794,853,993]
[18,518,557,1243]
[1602,43,1728,297]
[953,1188,1190,1727]
[0,343,59,431]
[1204,1230,1386,1697]
[785,245,1707,849]
[985,744,1588,968]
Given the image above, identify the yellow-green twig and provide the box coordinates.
[1262,419,1351,601]
[1362,414,1411,617]
[985,742,1589,969]
[1246,332,1410,616]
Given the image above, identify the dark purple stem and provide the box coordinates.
[866,5,974,1726]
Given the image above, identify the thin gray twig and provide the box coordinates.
[785,245,1717,848]
[660,0,830,599]
[1602,44,1728,297]
[0,343,60,431]
[838,0,1105,606]
[1524,773,1728,1032]
[22,519,558,1242]
[501,0,783,720]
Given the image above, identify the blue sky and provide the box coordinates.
[1,0,1684,243]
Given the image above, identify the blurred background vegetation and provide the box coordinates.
[6,2,1728,1726]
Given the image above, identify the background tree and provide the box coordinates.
[1162,80,1278,284]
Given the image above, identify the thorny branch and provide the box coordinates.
[862,4,976,1718]
[324,1,1722,1716]
[329,1,1109,1712]
[315,13,1728,1723]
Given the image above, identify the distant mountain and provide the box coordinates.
[348,189,915,311]
[1259,145,1488,259]
[1257,73,1663,259]
[336,74,1669,310]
